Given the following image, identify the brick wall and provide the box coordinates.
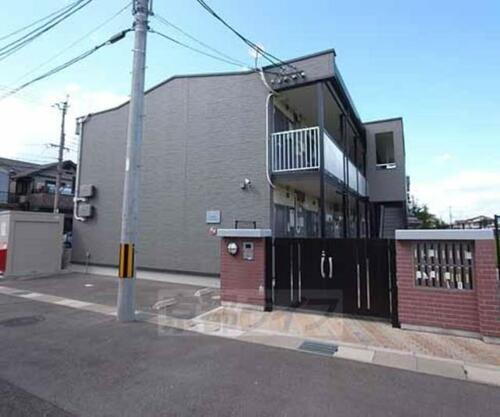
[396,239,500,339]
[220,237,266,308]
[475,240,500,338]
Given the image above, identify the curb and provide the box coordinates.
[1,285,499,387]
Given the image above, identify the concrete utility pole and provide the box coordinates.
[117,0,149,322]
[53,97,69,213]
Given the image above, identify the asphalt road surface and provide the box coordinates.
[0,293,499,417]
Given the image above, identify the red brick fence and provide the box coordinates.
[217,228,500,343]
[395,230,499,342]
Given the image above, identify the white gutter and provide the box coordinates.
[73,114,90,222]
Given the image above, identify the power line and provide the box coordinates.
[0,0,94,62]
[150,29,250,69]
[0,85,47,105]
[14,1,132,84]
[0,0,79,42]
[0,0,90,53]
[194,0,296,71]
[11,154,59,164]
[152,13,251,69]
[0,29,131,101]
[149,29,282,77]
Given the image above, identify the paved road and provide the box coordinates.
[1,273,219,319]
[0,293,499,417]
[0,377,75,417]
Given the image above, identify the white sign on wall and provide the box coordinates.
[206,210,221,224]
[0,222,6,237]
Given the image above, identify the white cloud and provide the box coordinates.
[0,85,127,164]
[412,170,500,220]
[434,152,453,163]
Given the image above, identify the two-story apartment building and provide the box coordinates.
[72,49,407,276]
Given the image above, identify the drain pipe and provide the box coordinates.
[73,114,90,222]
[259,69,276,189]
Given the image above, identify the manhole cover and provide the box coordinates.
[298,340,338,356]
[0,315,45,327]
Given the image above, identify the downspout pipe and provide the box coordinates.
[73,114,90,222]
[260,69,276,189]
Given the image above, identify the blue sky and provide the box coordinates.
[1,0,499,219]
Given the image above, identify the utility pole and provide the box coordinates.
[53,97,69,213]
[117,0,149,322]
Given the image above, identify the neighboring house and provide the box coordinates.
[453,215,495,229]
[0,157,76,231]
[0,168,9,204]
[72,48,407,276]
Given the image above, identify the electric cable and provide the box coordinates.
[194,0,297,71]
[0,0,93,62]
[14,1,132,83]
[152,13,251,69]
[0,29,131,100]
[150,29,251,69]
[0,0,80,42]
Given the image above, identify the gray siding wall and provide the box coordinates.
[365,118,406,202]
[72,72,272,275]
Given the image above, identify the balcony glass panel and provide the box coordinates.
[347,160,358,192]
[357,171,367,197]
[324,131,344,180]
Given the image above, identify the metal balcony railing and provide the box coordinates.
[27,192,73,211]
[271,127,320,172]
[271,126,368,197]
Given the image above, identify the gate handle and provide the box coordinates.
[329,257,333,279]
[320,251,326,279]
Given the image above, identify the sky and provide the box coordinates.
[0,0,499,220]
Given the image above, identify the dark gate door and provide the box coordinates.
[323,239,358,315]
[273,238,296,308]
[297,238,328,311]
[271,237,395,321]
[365,239,392,319]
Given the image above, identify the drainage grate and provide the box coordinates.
[298,340,338,356]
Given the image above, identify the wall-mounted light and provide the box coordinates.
[227,242,239,256]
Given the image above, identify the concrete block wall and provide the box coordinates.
[220,237,267,309]
[396,238,500,341]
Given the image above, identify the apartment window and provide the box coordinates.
[375,131,396,168]
[45,181,56,194]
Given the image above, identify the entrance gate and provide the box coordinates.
[270,238,398,323]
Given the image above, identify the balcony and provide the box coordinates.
[26,192,74,212]
[271,126,367,196]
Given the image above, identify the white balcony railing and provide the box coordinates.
[271,126,368,197]
[271,127,320,172]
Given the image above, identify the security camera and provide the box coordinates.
[240,178,252,190]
